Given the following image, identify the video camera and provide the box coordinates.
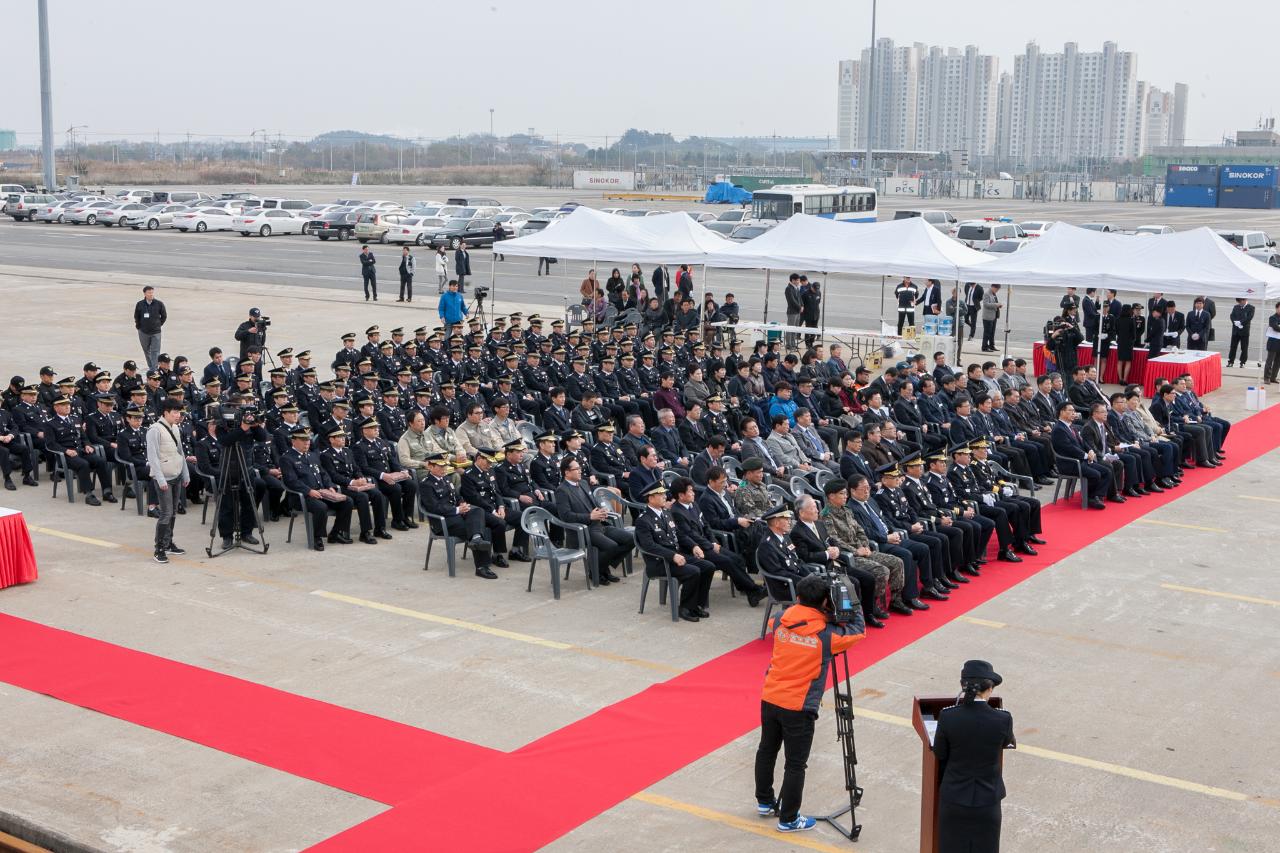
[256,315,273,329]
[473,286,489,301]
[819,563,860,625]
[206,399,260,427]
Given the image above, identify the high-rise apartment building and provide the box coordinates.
[837,39,1187,170]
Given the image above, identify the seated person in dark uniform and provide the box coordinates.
[419,452,499,579]
[933,659,1015,853]
[280,427,354,551]
[320,425,390,544]
[754,505,815,601]
[669,476,766,607]
[460,447,518,569]
[633,481,716,623]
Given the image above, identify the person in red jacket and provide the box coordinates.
[755,568,865,832]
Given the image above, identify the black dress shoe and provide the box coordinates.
[221,537,234,549]
[1108,495,1127,503]
[338,533,354,544]
[375,529,393,540]
[123,488,135,499]
[22,475,38,487]
[998,548,1022,562]
[176,505,186,515]
[508,549,531,562]
[1015,543,1038,556]
[937,575,958,590]
[3,479,15,491]
[241,533,260,545]
[102,492,118,503]
[596,573,615,585]
[747,589,767,608]
[313,540,325,551]
[359,532,377,544]
[678,608,701,622]
[948,570,970,584]
[85,494,101,506]
[1123,487,1141,498]
[147,508,159,518]
[1146,482,1165,494]
[391,521,410,531]
[476,567,498,579]
[695,606,711,618]
[1035,476,1055,486]
[491,555,510,568]
[962,563,981,576]
[1088,499,1107,510]
[907,598,930,611]
[864,615,886,629]
[405,519,419,529]
[1027,535,1046,545]
[921,587,949,601]
[871,607,890,619]
[889,599,914,616]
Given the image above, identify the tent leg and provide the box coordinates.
[1002,285,1011,360]
[762,269,771,324]
[879,275,885,320]
[700,264,708,341]
[820,272,828,342]
[953,279,963,365]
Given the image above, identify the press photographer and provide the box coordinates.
[755,571,865,834]
[210,395,268,552]
[235,307,270,363]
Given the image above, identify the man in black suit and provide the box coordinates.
[1185,297,1212,351]
[697,464,758,553]
[652,408,691,469]
[790,494,882,628]
[1049,403,1115,509]
[1163,300,1186,349]
[839,430,875,484]
[1079,402,1143,498]
[669,476,765,606]
[962,281,983,340]
[690,436,729,486]
[917,279,942,316]
[1145,307,1166,359]
[634,481,715,622]
[847,474,929,610]
[554,455,633,584]
[627,445,662,502]
[541,387,573,435]
[1227,298,1255,367]
[933,659,1015,853]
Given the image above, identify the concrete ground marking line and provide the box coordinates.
[27,526,120,549]
[958,615,1007,629]
[1238,494,1280,503]
[1160,583,1280,609]
[311,590,574,650]
[847,707,1266,804]
[1132,518,1229,534]
[630,792,854,853]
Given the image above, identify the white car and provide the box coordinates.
[233,208,306,236]
[985,238,1030,254]
[529,206,563,216]
[128,204,192,230]
[1215,230,1280,265]
[33,200,81,223]
[173,207,239,233]
[1079,222,1119,233]
[618,209,652,217]
[715,208,751,223]
[598,207,625,216]
[685,211,717,223]
[361,200,403,211]
[98,202,152,227]
[64,200,119,225]
[493,211,531,236]
[955,219,1026,248]
[728,223,774,242]
[1018,221,1054,238]
[384,216,449,245]
[1133,225,1174,236]
[702,221,737,237]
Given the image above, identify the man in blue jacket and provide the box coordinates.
[437,280,470,326]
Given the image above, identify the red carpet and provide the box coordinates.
[0,405,1275,851]
[0,615,497,804]
[309,402,1280,852]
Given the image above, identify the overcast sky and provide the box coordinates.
[1,0,1268,147]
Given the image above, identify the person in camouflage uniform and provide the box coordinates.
[732,457,773,519]
[820,477,905,610]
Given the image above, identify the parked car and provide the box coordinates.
[233,208,307,236]
[4,192,58,221]
[64,199,118,225]
[97,202,151,227]
[1079,222,1119,233]
[313,209,365,241]
[384,216,449,245]
[113,189,156,204]
[985,238,1030,254]
[445,196,500,206]
[618,209,652,217]
[1216,230,1280,265]
[241,197,312,212]
[1018,221,1054,238]
[151,191,215,206]
[1,184,29,213]
[428,217,499,249]
[354,211,412,243]
[955,219,1026,249]
[893,209,959,234]
[173,207,239,232]
[728,223,774,242]
[1133,224,1174,236]
[715,208,751,223]
[702,221,738,237]
[33,199,81,223]
[492,211,531,237]
[129,204,193,230]
[514,217,554,238]
[685,211,717,223]
[296,204,344,233]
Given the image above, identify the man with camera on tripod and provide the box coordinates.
[213,399,267,551]
[755,572,865,834]
[235,308,269,364]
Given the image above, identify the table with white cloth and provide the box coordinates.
[1142,351,1223,398]
[0,507,38,590]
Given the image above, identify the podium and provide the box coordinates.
[911,695,1006,853]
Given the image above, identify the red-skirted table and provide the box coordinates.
[0,508,38,590]
[1143,351,1223,398]
[1032,341,1094,376]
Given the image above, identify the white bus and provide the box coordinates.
[749,183,877,224]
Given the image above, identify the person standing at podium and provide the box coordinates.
[933,660,1015,853]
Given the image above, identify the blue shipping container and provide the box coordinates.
[1164,185,1217,207]
[1218,165,1279,188]
[1218,185,1276,209]
[1166,164,1219,187]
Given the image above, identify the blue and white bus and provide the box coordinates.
[749,184,877,224]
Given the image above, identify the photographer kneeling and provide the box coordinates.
[213,398,268,549]
[755,573,865,833]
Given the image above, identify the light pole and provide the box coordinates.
[37,0,56,190]
[66,125,87,176]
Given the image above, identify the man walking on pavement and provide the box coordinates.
[134,285,167,371]
[146,399,191,564]
[398,246,415,303]
[455,242,472,292]
[359,245,378,301]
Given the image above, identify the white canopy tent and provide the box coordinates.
[498,206,723,263]
[967,222,1280,299]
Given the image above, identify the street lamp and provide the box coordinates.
[66,125,88,175]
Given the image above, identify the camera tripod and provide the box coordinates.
[205,437,270,558]
[817,648,863,841]
[471,291,489,329]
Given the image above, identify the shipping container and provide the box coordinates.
[1218,185,1277,209]
[1218,165,1280,188]
[1163,184,1217,207]
[1165,164,1220,187]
